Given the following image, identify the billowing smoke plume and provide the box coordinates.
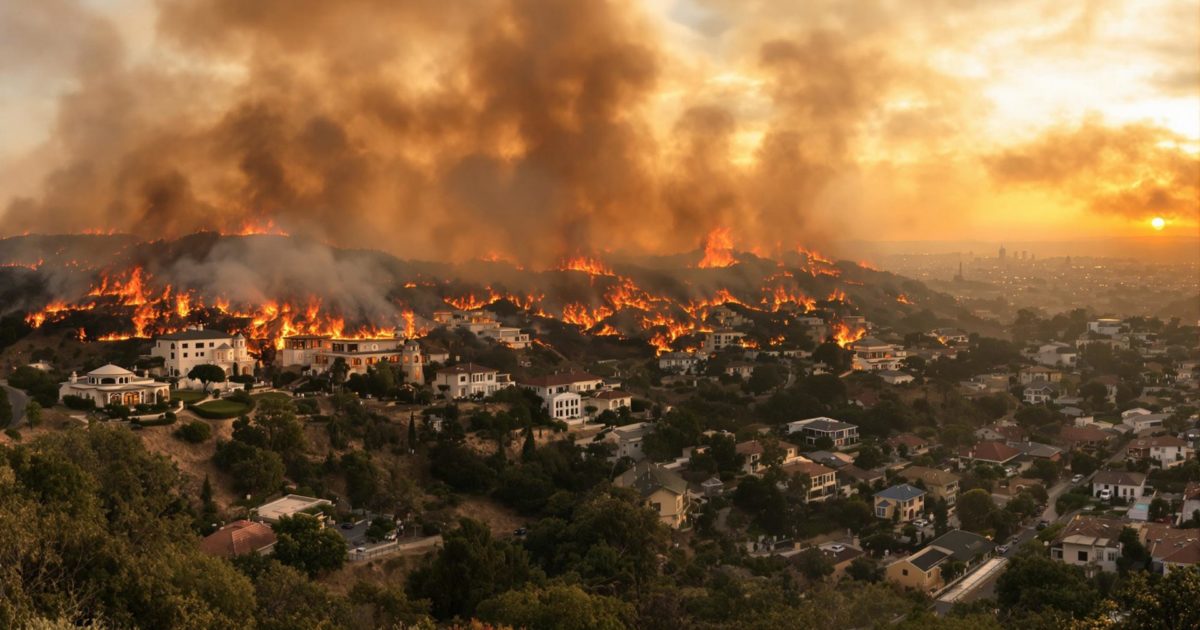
[0,0,964,265]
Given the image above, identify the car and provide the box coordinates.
[996,544,1010,554]
[340,522,355,530]
[828,544,846,553]
[1071,474,1084,483]
[355,546,365,553]
[513,528,527,537]
[912,518,929,528]
[1036,520,1049,530]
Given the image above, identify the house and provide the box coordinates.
[736,440,766,475]
[253,495,333,524]
[724,362,756,379]
[280,335,414,377]
[787,417,860,449]
[874,484,926,522]
[199,520,277,558]
[838,464,885,492]
[589,390,632,416]
[615,461,691,528]
[1088,318,1124,336]
[1009,440,1064,463]
[932,328,970,345]
[958,441,1021,467]
[1058,425,1113,452]
[520,371,605,421]
[658,351,702,374]
[878,370,915,385]
[1019,366,1063,384]
[1091,469,1148,501]
[898,466,960,505]
[1093,375,1121,403]
[703,330,746,353]
[886,530,994,593]
[780,459,839,503]
[818,544,865,580]
[1123,412,1169,432]
[1051,515,1126,574]
[1033,342,1078,367]
[434,363,512,399]
[58,364,170,408]
[887,433,930,456]
[701,477,725,497]
[1023,380,1059,404]
[608,422,654,461]
[1182,483,1200,525]
[1141,522,1200,574]
[152,327,255,383]
[1126,436,1194,469]
[849,337,907,372]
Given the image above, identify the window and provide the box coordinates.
[182,343,189,349]
[1077,551,1088,562]
[183,353,188,358]
[902,569,909,576]
[876,506,887,518]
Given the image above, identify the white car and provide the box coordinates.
[912,518,929,528]
[1071,474,1084,483]
[1099,489,1113,500]
[828,544,846,553]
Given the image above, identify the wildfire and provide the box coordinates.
[558,256,615,277]
[697,228,738,268]
[832,322,867,348]
[232,219,289,237]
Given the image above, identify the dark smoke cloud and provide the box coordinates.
[986,122,1200,222]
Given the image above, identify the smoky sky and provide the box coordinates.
[2,0,1197,264]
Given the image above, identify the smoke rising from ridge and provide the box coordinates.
[2,0,1197,262]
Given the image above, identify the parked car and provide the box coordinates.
[1036,520,1049,530]
[1071,474,1084,483]
[912,518,929,528]
[996,544,1010,555]
[828,544,846,553]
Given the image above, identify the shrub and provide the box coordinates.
[174,420,213,443]
[190,400,250,420]
[62,395,97,411]
[4,428,20,441]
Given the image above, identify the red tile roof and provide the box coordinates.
[199,520,276,558]
[959,441,1021,464]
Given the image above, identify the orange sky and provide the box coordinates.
[0,0,1196,260]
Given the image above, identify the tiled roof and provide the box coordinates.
[959,441,1021,464]
[1092,469,1147,486]
[199,520,276,558]
[875,484,925,502]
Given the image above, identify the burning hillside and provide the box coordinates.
[0,231,945,358]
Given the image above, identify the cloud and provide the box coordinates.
[986,121,1200,221]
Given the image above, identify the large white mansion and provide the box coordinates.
[151,327,255,382]
[59,364,170,407]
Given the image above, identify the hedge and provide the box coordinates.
[190,400,250,420]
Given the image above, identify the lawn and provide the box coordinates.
[251,391,292,404]
[171,389,208,404]
[191,399,250,420]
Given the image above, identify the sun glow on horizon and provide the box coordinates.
[1151,216,1166,231]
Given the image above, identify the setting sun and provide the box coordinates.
[1151,216,1166,230]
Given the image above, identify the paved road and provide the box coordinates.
[1,381,27,429]
[933,475,1091,614]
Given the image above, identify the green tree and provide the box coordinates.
[0,386,10,426]
[846,555,883,582]
[996,552,1099,619]
[251,397,306,455]
[1119,565,1200,630]
[408,518,538,620]
[24,400,41,429]
[188,364,227,392]
[794,547,834,581]
[476,583,633,630]
[957,488,996,533]
[271,515,348,577]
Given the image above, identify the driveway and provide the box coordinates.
[1,381,27,429]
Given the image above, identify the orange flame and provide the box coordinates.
[697,228,737,268]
